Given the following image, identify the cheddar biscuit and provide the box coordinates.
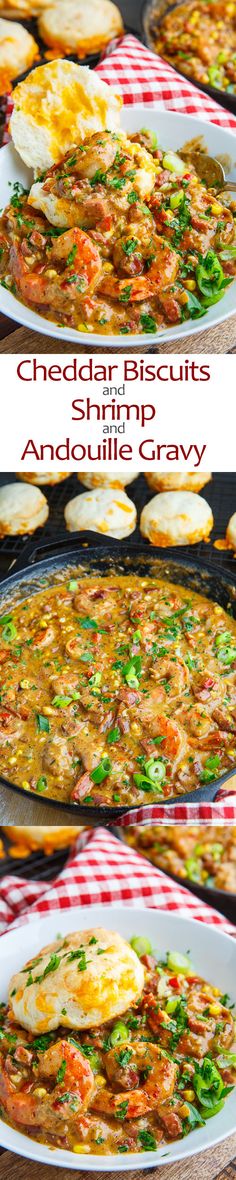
[0,0,49,16]
[38,0,124,57]
[77,471,139,489]
[145,472,212,493]
[4,826,84,850]
[0,483,48,536]
[140,491,213,546]
[17,472,70,485]
[9,928,144,1033]
[65,488,137,538]
[10,59,122,175]
[226,512,236,551]
[0,17,38,79]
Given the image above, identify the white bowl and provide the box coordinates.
[0,904,235,1170]
[1,106,236,346]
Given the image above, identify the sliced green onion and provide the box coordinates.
[90,756,112,784]
[167,950,194,975]
[110,1022,129,1047]
[130,936,152,958]
[163,151,186,175]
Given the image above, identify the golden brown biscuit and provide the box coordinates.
[65,488,137,538]
[0,17,38,79]
[10,59,122,174]
[140,491,213,547]
[226,512,236,551]
[39,0,124,57]
[17,472,70,485]
[0,482,48,536]
[9,928,144,1033]
[145,472,212,493]
[4,826,85,851]
[77,471,139,489]
[0,0,49,15]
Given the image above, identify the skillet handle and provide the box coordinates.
[0,537,37,579]
[0,530,120,579]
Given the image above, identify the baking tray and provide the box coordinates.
[0,471,235,578]
[115,826,236,922]
[0,538,236,820]
[142,0,236,115]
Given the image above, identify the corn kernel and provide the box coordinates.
[39,620,48,629]
[211,203,223,215]
[96,1075,107,1087]
[73,1145,91,1154]
[183,1089,195,1101]
[44,269,57,278]
[33,1087,47,1097]
[22,781,30,790]
[185,279,196,291]
[103,262,113,273]
[9,755,17,765]
[212,988,221,996]
[20,679,30,689]
[209,1003,222,1015]
[43,706,56,716]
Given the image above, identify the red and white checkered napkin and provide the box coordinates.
[0,826,234,937]
[96,33,236,128]
[118,799,236,825]
[1,32,236,143]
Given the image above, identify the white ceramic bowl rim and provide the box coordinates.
[0,904,235,1170]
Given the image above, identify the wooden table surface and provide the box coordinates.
[1,312,236,354]
[0,1131,235,1180]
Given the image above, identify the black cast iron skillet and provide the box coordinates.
[142,0,236,115]
[164,871,236,923]
[115,827,236,923]
[0,535,236,822]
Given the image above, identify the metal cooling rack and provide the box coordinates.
[0,832,68,880]
[0,471,235,580]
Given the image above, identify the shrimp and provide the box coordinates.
[93,1043,177,1119]
[0,1040,94,1133]
[50,227,102,291]
[10,241,52,305]
[31,625,55,649]
[152,657,189,701]
[49,670,80,697]
[99,237,179,302]
[0,650,8,664]
[192,673,224,705]
[65,635,89,659]
[178,703,213,741]
[0,708,22,744]
[72,132,118,180]
[10,227,101,307]
[139,700,186,767]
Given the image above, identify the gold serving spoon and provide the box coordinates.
[180,150,236,193]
